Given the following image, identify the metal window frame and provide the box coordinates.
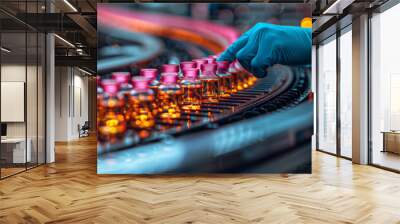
[337,23,353,160]
[315,19,353,161]
[315,32,340,156]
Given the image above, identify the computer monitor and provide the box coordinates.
[1,123,7,137]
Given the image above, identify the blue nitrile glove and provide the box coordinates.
[218,23,312,78]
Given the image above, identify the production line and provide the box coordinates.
[96,5,313,173]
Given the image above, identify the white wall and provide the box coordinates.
[73,73,89,137]
[55,66,69,141]
[54,67,89,141]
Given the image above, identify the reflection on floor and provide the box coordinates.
[0,135,400,223]
[373,150,400,171]
[0,167,25,177]
[0,163,43,179]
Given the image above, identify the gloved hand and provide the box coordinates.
[218,22,312,78]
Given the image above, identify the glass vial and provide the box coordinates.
[200,63,219,103]
[98,79,127,142]
[158,73,183,121]
[216,61,232,97]
[129,77,156,139]
[181,68,202,111]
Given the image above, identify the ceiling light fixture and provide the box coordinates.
[323,0,340,14]
[78,67,92,76]
[322,0,354,15]
[76,48,85,56]
[54,34,75,48]
[1,47,11,53]
[63,0,78,12]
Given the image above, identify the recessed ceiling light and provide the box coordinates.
[63,0,78,12]
[1,47,11,53]
[78,67,92,76]
[54,34,75,48]
[322,0,354,15]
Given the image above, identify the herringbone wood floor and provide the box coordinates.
[1,136,400,224]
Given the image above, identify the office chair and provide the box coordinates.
[79,121,90,138]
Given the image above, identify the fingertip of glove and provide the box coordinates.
[251,67,268,78]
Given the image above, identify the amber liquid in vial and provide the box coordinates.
[158,89,182,120]
[201,78,219,102]
[242,73,250,89]
[235,72,246,91]
[98,96,126,142]
[248,75,257,86]
[181,83,202,111]
[217,73,232,97]
[99,112,126,142]
[230,72,239,93]
[129,94,156,130]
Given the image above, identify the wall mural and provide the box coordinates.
[96,3,313,174]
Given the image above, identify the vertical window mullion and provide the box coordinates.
[36,0,39,167]
[25,0,28,171]
[336,27,341,157]
[316,44,319,151]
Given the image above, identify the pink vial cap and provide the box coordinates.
[180,61,196,70]
[112,72,131,84]
[161,73,178,84]
[230,59,250,74]
[216,61,230,74]
[206,57,216,64]
[193,59,208,69]
[162,64,179,73]
[201,63,217,73]
[132,76,150,90]
[140,68,158,80]
[217,61,230,69]
[183,68,199,79]
[101,79,119,94]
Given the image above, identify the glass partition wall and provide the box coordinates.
[0,2,46,179]
[339,27,352,159]
[316,26,353,159]
[317,35,337,155]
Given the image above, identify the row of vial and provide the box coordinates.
[97,56,257,141]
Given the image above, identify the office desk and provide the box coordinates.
[1,138,31,163]
[382,131,400,155]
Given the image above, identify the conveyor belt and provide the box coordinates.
[98,65,311,157]
[98,98,312,174]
